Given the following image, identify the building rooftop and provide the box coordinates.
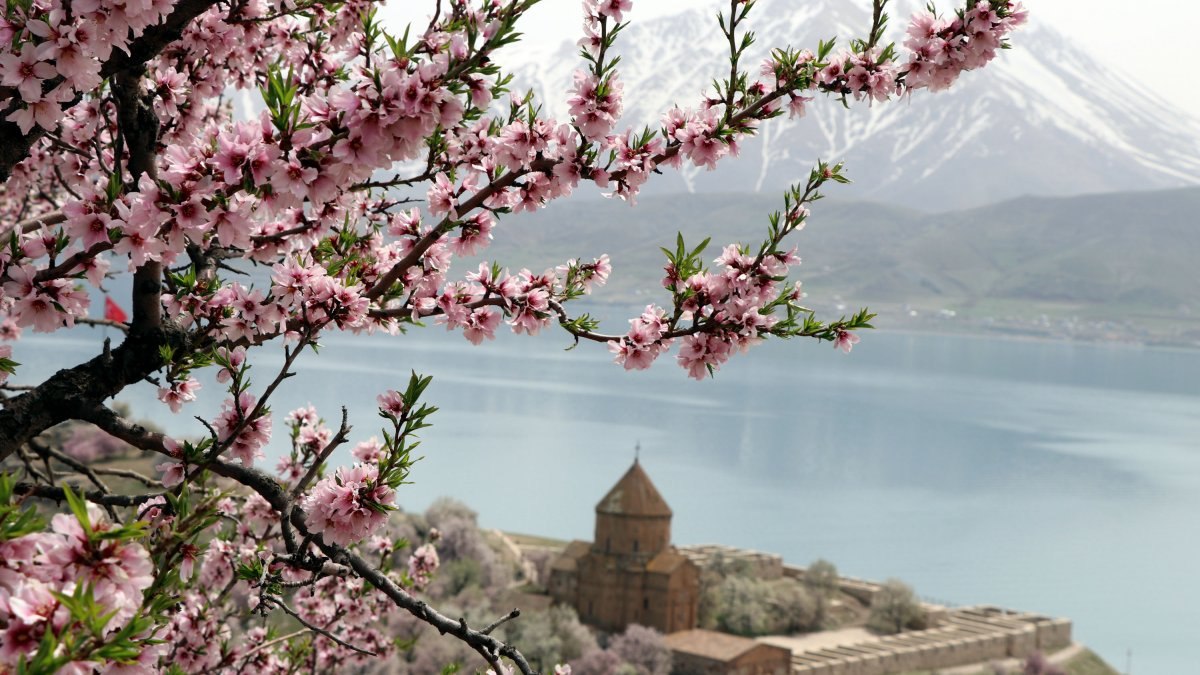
[549,540,591,572]
[646,549,690,574]
[664,629,777,662]
[595,459,672,518]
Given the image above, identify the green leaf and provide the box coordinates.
[61,484,91,535]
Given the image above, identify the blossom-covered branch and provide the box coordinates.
[0,0,1025,670]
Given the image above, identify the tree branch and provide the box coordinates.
[0,0,221,181]
[15,482,161,508]
[79,403,537,674]
[0,326,188,462]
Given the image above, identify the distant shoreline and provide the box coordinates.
[574,299,1200,353]
[872,322,1200,353]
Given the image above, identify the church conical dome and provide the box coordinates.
[595,459,672,517]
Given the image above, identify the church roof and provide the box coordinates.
[646,549,690,574]
[595,460,672,518]
[550,540,592,572]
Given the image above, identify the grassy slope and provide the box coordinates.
[1063,649,1122,675]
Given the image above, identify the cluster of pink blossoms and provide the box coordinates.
[302,463,395,547]
[0,504,154,667]
[213,392,273,466]
[567,70,624,142]
[401,249,611,346]
[156,375,201,413]
[1,249,90,333]
[407,543,440,589]
[609,241,802,379]
[663,106,731,170]
[819,49,901,102]
[903,1,1028,91]
[291,576,394,669]
[0,0,177,133]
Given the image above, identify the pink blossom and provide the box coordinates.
[462,307,502,345]
[377,389,406,417]
[407,543,439,589]
[450,210,494,256]
[0,43,56,101]
[157,376,201,413]
[213,392,271,466]
[427,173,457,217]
[302,464,395,546]
[352,437,383,463]
[0,580,65,663]
[833,330,860,353]
[157,460,186,488]
[593,0,633,22]
[6,92,64,134]
[43,506,154,626]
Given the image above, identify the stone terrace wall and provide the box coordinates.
[781,565,950,626]
[782,565,879,605]
[784,606,1072,675]
[680,544,784,580]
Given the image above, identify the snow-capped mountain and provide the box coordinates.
[497,0,1200,209]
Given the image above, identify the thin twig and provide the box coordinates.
[263,596,377,657]
[481,609,521,635]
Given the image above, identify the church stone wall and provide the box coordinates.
[595,513,671,557]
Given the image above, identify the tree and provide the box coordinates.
[867,578,926,634]
[0,0,1025,671]
[804,558,840,598]
[701,575,821,636]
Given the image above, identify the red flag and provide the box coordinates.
[104,296,128,323]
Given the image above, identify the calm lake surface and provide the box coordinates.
[19,324,1200,673]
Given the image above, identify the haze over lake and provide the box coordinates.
[24,323,1199,673]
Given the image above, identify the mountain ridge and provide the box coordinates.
[497,0,1200,209]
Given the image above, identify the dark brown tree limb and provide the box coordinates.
[15,482,161,508]
[0,66,174,463]
[79,404,538,675]
[0,0,220,182]
[0,326,188,462]
[112,69,164,332]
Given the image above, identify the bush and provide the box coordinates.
[571,648,625,675]
[804,559,839,597]
[501,605,599,672]
[867,579,925,634]
[767,579,822,633]
[609,624,671,675]
[702,576,821,636]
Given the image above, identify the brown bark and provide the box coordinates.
[0,0,220,182]
[0,59,174,461]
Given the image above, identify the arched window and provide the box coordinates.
[633,539,639,553]
[605,537,611,553]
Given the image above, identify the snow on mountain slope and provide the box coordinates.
[495,0,1200,209]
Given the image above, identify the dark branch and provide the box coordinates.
[0,0,221,181]
[0,326,188,462]
[15,482,161,508]
[80,403,538,675]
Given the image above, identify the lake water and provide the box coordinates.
[16,324,1200,673]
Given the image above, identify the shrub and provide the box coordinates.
[804,559,840,597]
[867,579,925,634]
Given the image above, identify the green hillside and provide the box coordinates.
[462,187,1200,345]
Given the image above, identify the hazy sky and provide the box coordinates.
[384,0,1200,119]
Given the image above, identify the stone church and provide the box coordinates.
[548,459,700,634]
